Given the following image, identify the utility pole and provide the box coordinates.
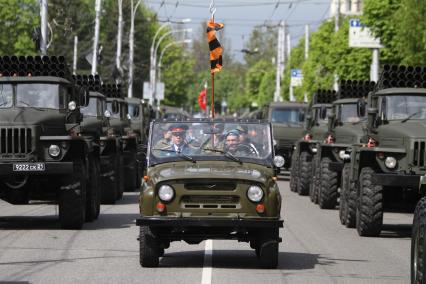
[371,49,380,82]
[288,31,295,102]
[127,0,142,98]
[115,0,123,82]
[274,21,285,102]
[333,0,340,91]
[73,36,78,74]
[304,25,310,102]
[40,0,48,55]
[91,0,102,75]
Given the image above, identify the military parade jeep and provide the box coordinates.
[347,65,426,237]
[312,81,373,216]
[289,90,337,196]
[137,120,284,268]
[0,55,98,229]
[258,102,307,171]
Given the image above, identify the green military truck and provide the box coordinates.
[0,55,99,229]
[137,120,284,268]
[258,102,307,171]
[347,65,426,237]
[289,90,337,196]
[104,85,139,193]
[311,81,373,216]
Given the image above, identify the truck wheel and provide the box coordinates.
[289,154,298,192]
[309,161,320,204]
[101,154,119,204]
[86,155,101,222]
[356,167,383,237]
[6,188,29,205]
[116,153,124,200]
[345,178,357,228]
[59,158,87,229]
[412,197,426,283]
[95,159,101,218]
[124,154,137,192]
[339,164,350,225]
[297,151,312,196]
[139,226,160,267]
[257,228,279,269]
[318,157,338,209]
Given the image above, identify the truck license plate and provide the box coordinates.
[13,163,45,172]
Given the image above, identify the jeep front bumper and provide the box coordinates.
[136,217,283,228]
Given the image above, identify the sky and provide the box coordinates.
[144,0,332,62]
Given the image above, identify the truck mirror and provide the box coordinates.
[357,99,366,117]
[299,111,305,122]
[367,107,378,129]
[320,106,328,120]
[78,87,90,107]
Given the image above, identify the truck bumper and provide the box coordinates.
[0,162,73,176]
[329,161,344,172]
[372,173,420,187]
[136,217,284,229]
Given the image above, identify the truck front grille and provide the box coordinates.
[413,140,426,167]
[0,127,33,155]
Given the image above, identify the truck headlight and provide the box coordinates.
[274,155,285,167]
[158,185,175,202]
[68,101,76,111]
[247,185,264,202]
[48,144,61,157]
[385,156,397,169]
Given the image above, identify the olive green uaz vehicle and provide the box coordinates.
[137,120,284,268]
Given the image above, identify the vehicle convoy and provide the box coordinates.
[347,65,426,237]
[0,55,99,229]
[104,85,139,194]
[411,175,426,283]
[289,90,337,196]
[77,75,124,204]
[312,80,374,215]
[137,120,284,268]
[258,102,307,171]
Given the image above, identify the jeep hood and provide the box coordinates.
[148,161,274,185]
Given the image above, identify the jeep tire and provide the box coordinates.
[257,228,279,269]
[139,226,160,267]
[59,157,87,229]
[318,157,338,209]
[297,151,312,196]
[356,167,383,237]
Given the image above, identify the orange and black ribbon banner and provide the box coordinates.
[206,20,224,74]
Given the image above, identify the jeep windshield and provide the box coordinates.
[384,95,426,121]
[271,108,304,125]
[16,83,65,109]
[149,121,273,166]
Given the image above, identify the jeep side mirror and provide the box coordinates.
[367,107,378,130]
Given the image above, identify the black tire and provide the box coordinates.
[139,226,160,267]
[86,155,101,222]
[356,167,383,237]
[257,228,279,269]
[345,173,357,228]
[59,158,87,230]
[124,152,138,192]
[6,188,29,205]
[339,164,350,225]
[297,151,312,196]
[309,158,320,204]
[101,154,118,204]
[318,157,339,209]
[116,153,124,200]
[411,197,426,284]
[289,154,298,192]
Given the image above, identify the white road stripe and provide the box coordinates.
[201,240,213,284]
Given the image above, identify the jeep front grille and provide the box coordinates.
[413,140,426,167]
[0,127,33,155]
[184,182,236,191]
[181,195,240,209]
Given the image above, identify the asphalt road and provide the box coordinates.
[0,180,411,284]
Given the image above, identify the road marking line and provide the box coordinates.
[201,239,213,284]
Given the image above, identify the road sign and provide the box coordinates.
[156,82,165,100]
[290,69,303,87]
[349,19,383,49]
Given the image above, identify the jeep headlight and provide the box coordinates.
[385,156,397,169]
[247,185,264,202]
[48,144,61,157]
[274,155,285,167]
[158,185,175,202]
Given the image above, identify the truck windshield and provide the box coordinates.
[106,101,120,118]
[340,103,364,123]
[16,84,65,109]
[128,103,140,119]
[385,95,426,121]
[271,108,303,125]
[0,84,13,108]
[81,98,98,116]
